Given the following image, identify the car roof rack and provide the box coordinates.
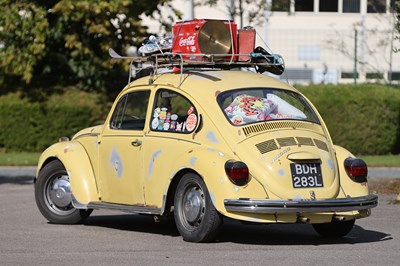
[109,48,285,87]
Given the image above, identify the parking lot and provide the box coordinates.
[0,171,399,266]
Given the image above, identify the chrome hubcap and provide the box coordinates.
[45,174,74,215]
[183,187,204,224]
[49,177,72,208]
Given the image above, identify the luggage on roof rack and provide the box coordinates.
[109,19,285,81]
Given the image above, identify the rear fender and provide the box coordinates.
[36,142,99,205]
[334,145,369,197]
[169,147,267,214]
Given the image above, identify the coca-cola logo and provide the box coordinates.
[179,36,195,46]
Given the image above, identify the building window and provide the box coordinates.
[319,0,338,12]
[366,72,384,79]
[390,0,397,12]
[295,0,314,11]
[343,0,361,13]
[390,72,400,80]
[367,0,386,13]
[272,0,290,11]
[341,72,359,79]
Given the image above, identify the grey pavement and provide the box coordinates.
[367,167,400,179]
[1,184,399,266]
[0,166,399,184]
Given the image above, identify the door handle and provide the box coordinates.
[131,139,142,147]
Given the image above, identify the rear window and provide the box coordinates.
[217,88,319,125]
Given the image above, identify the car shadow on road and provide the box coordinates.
[83,213,391,245]
[216,220,392,245]
[84,213,181,237]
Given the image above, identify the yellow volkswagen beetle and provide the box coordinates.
[34,68,377,242]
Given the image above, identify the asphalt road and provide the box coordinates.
[0,170,399,266]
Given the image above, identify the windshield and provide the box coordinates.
[217,88,319,125]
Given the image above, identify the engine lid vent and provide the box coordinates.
[255,139,278,154]
[296,137,314,146]
[277,137,297,147]
[255,137,330,155]
[313,139,329,152]
[242,121,321,137]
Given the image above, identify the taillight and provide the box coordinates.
[225,161,250,186]
[344,157,368,183]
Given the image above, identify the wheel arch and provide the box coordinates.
[161,147,230,216]
[162,168,200,215]
[34,157,58,183]
[36,142,99,205]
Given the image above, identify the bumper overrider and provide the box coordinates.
[224,194,378,214]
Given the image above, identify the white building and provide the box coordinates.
[143,0,399,84]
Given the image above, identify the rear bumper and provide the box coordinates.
[224,194,378,214]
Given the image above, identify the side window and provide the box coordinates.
[150,89,198,133]
[110,91,150,130]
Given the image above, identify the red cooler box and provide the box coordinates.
[238,28,255,62]
[172,19,237,60]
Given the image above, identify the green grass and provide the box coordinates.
[0,152,399,167]
[359,154,400,167]
[0,152,40,166]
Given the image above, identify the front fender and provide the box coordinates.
[36,141,99,205]
[170,147,268,215]
[334,145,369,197]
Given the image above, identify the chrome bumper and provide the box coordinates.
[224,194,378,214]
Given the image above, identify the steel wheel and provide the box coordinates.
[35,160,92,224]
[174,173,222,242]
[44,172,75,215]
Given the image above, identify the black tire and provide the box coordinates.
[312,219,355,238]
[35,160,92,224]
[174,173,222,242]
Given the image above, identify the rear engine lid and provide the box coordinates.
[234,129,339,200]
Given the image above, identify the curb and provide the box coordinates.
[1,166,400,184]
[0,166,36,184]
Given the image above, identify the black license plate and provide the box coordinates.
[290,163,323,188]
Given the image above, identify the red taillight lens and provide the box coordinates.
[344,157,368,183]
[225,161,250,186]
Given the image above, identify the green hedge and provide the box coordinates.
[0,90,104,152]
[298,84,400,155]
[1,84,399,155]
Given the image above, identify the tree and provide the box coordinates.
[0,1,48,87]
[198,0,266,28]
[395,0,400,53]
[0,0,177,98]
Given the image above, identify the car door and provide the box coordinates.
[142,88,201,207]
[98,89,150,205]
